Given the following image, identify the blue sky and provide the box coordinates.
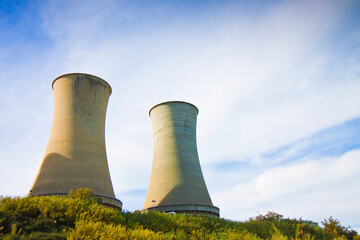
[0,0,359,232]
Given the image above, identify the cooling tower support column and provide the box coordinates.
[29,73,122,209]
[143,101,219,217]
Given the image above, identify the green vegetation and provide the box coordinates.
[0,189,358,239]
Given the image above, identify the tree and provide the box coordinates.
[322,216,358,240]
[249,211,284,221]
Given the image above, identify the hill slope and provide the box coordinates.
[0,189,357,240]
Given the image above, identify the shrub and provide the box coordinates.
[0,191,358,239]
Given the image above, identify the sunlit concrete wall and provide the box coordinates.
[143,101,219,217]
[29,73,122,209]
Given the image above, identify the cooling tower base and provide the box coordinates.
[99,195,123,209]
[143,204,219,217]
[30,193,123,210]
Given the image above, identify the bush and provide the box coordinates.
[0,191,358,239]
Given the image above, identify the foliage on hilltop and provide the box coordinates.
[0,189,358,239]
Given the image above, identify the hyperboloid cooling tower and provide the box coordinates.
[143,101,219,217]
[29,73,122,209]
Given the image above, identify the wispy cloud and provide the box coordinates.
[208,117,360,204]
[258,117,360,165]
[214,117,360,170]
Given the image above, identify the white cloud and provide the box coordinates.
[214,150,360,230]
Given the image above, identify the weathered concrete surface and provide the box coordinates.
[143,101,219,216]
[29,73,122,209]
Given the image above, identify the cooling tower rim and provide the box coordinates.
[52,73,112,95]
[149,101,199,116]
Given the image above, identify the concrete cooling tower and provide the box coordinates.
[143,101,219,217]
[29,73,122,209]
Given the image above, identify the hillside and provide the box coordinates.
[0,189,358,240]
